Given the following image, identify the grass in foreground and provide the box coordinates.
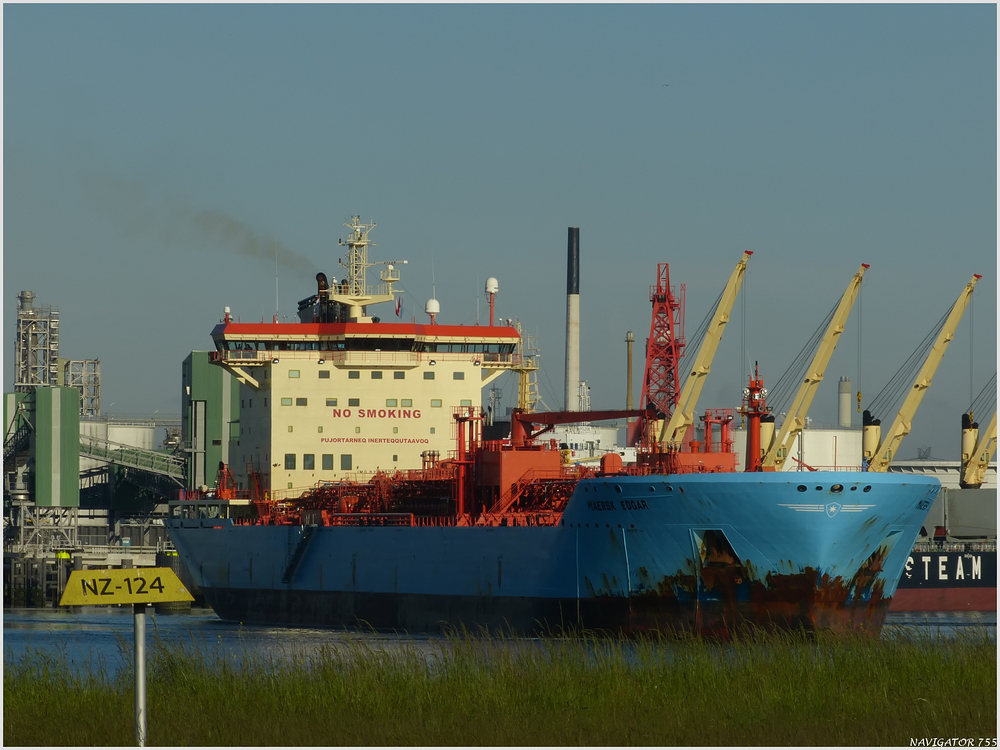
[4,627,996,746]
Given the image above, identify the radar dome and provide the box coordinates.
[485,277,499,294]
[425,298,441,315]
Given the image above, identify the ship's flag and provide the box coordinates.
[395,296,402,318]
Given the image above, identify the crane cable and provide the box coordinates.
[857,275,863,413]
[865,305,951,419]
[765,300,837,418]
[676,288,724,383]
[967,372,997,422]
[969,292,974,412]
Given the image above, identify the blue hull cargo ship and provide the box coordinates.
[166,217,938,637]
[167,469,938,637]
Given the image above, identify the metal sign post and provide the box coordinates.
[59,568,193,747]
[134,602,147,747]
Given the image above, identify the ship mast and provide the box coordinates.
[332,216,404,321]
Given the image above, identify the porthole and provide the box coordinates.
[664,484,673,492]
[797,485,807,492]
[815,486,823,491]
[615,485,622,493]
[863,485,872,492]
[850,486,858,491]
[649,486,656,492]
[831,484,844,493]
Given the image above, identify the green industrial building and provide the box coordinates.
[31,387,80,507]
[181,351,240,490]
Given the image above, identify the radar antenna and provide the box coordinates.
[332,216,405,321]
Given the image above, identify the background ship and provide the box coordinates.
[165,219,954,636]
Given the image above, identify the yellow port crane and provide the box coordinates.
[659,251,753,447]
[864,274,981,472]
[961,409,997,489]
[761,263,869,470]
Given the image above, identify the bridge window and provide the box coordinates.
[349,371,360,379]
[453,372,465,380]
[319,371,330,379]
[341,454,352,470]
[424,372,435,380]
[394,371,405,380]
[402,399,412,407]
[431,399,442,408]
[386,399,398,407]
[284,454,296,470]
[289,370,300,378]
[281,398,292,406]
[296,398,308,406]
[303,454,315,470]
[322,454,333,470]
[349,398,360,407]
[326,398,338,407]
[460,399,472,407]
[372,371,383,379]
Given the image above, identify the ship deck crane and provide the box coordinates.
[961,409,997,488]
[761,263,869,470]
[660,251,753,447]
[865,274,981,472]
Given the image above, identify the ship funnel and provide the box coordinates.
[565,228,580,412]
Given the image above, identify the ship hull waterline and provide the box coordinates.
[167,472,940,637]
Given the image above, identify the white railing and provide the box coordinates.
[6,540,176,556]
[911,540,997,553]
[214,349,526,368]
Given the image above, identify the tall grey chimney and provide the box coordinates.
[838,376,852,428]
[565,228,580,412]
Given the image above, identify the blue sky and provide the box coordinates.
[4,4,996,460]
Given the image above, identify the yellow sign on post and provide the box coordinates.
[59,567,193,747]
[59,567,194,606]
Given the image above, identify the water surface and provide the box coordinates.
[4,607,995,677]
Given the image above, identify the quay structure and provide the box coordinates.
[4,291,201,607]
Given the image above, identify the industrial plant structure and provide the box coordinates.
[4,291,186,606]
